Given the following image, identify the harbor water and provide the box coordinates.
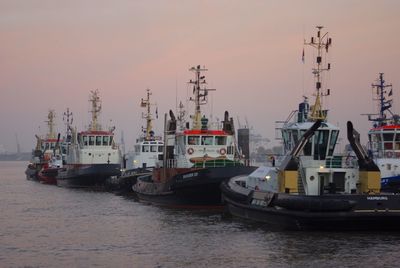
[1,161,400,268]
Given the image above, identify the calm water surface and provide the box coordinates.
[1,161,400,268]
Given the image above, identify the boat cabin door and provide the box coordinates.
[318,173,331,195]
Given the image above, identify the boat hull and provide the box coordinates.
[57,163,121,188]
[381,175,400,193]
[105,168,151,193]
[221,180,400,231]
[134,165,257,209]
[38,167,59,185]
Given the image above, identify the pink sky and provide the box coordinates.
[1,1,399,152]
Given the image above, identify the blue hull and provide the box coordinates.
[381,175,400,193]
[57,163,121,188]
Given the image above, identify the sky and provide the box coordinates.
[1,0,400,153]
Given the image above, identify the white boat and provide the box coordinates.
[125,88,164,171]
[114,89,164,191]
[220,26,400,231]
[56,90,122,187]
[366,73,400,192]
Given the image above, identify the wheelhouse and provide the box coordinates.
[134,140,164,154]
[281,122,339,160]
[369,125,400,158]
[78,131,114,148]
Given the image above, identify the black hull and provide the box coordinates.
[104,168,151,193]
[57,163,121,188]
[221,180,400,231]
[134,166,256,208]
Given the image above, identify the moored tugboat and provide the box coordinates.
[133,65,257,208]
[109,88,163,192]
[25,110,62,181]
[56,90,122,187]
[366,73,400,193]
[221,26,400,231]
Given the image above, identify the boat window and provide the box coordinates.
[96,136,102,146]
[142,145,150,152]
[292,130,299,145]
[134,145,140,152]
[103,136,109,146]
[158,146,163,153]
[201,136,214,145]
[89,136,95,146]
[314,130,329,160]
[187,136,200,145]
[282,130,289,151]
[83,136,88,146]
[150,145,157,152]
[51,143,55,149]
[394,133,400,150]
[303,140,312,156]
[215,136,226,145]
[383,133,394,142]
[109,136,113,146]
[328,130,339,156]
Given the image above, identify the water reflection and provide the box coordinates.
[1,161,400,267]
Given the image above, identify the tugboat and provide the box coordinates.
[56,90,122,187]
[37,108,73,184]
[112,89,163,192]
[25,110,62,181]
[133,65,257,208]
[221,26,400,231]
[365,73,400,193]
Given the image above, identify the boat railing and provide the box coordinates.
[374,149,400,159]
[300,155,358,169]
[193,159,246,168]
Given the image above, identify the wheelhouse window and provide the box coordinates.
[83,136,88,146]
[89,136,95,146]
[96,136,102,146]
[328,130,339,156]
[215,136,227,146]
[383,132,394,150]
[187,136,200,145]
[158,146,163,153]
[395,133,400,150]
[103,136,110,146]
[109,136,113,146]
[142,145,150,152]
[314,130,329,160]
[201,136,214,145]
[150,145,157,152]
[292,130,299,145]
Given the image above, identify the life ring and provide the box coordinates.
[219,148,227,155]
[187,148,194,155]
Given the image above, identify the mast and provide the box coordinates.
[369,73,394,127]
[140,88,157,140]
[63,107,73,139]
[177,101,186,131]
[45,110,56,139]
[188,65,216,129]
[304,26,332,121]
[89,89,102,131]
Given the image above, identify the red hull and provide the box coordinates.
[38,168,58,185]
